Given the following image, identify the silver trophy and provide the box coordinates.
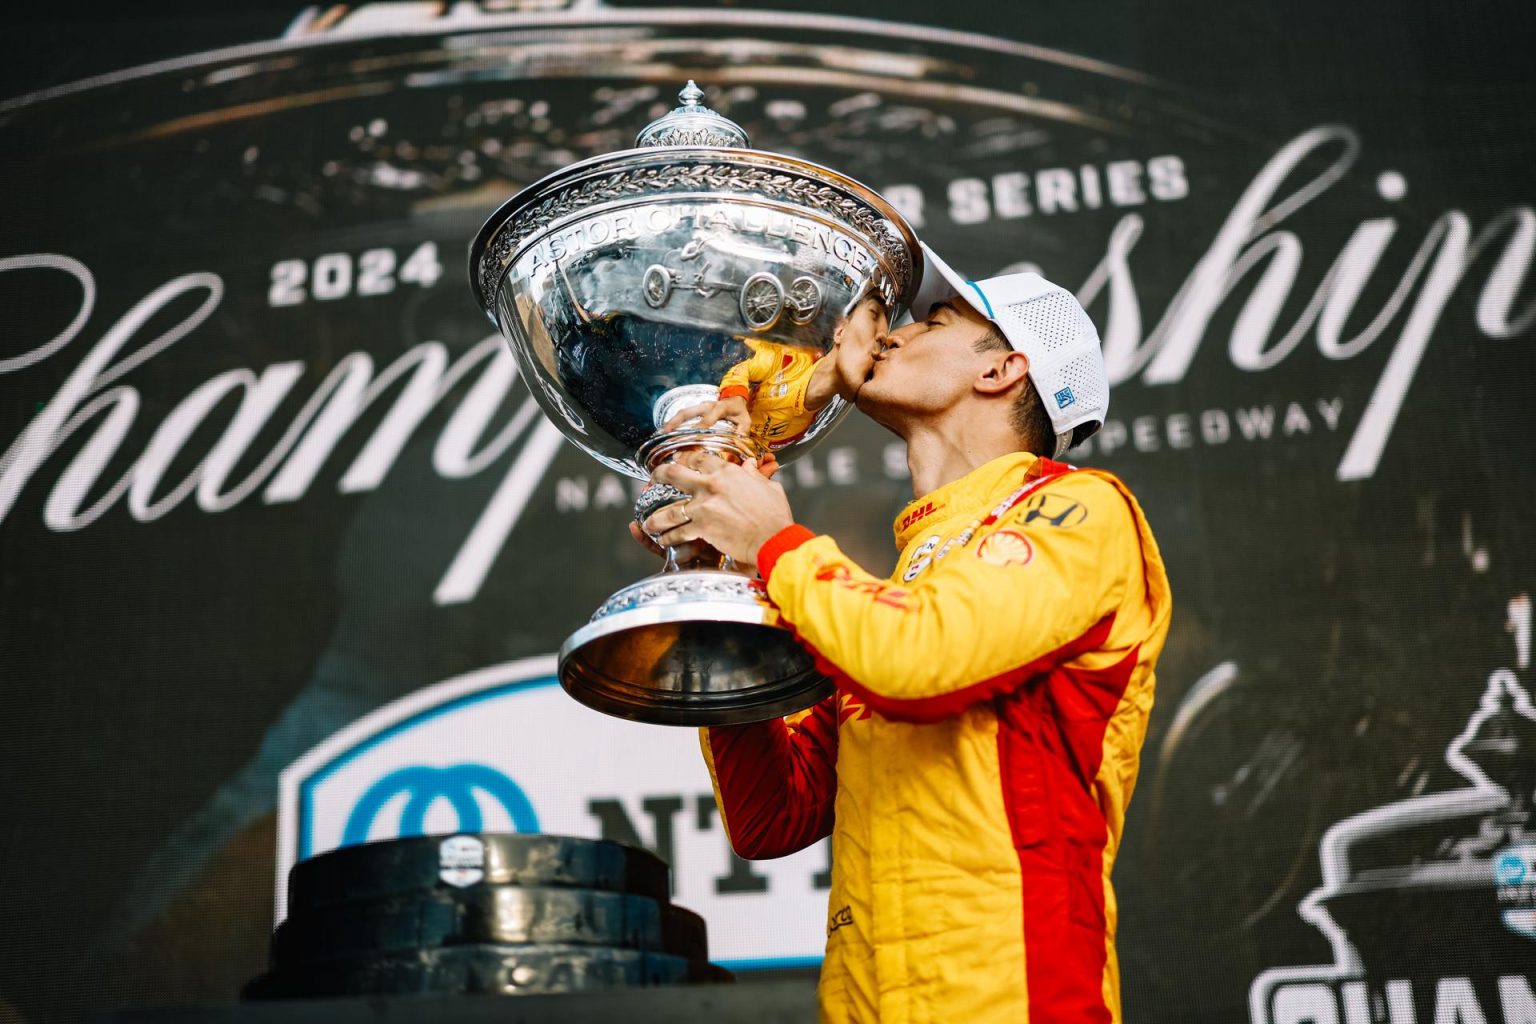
[469,83,920,725]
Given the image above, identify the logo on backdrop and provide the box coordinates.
[342,763,540,845]
[1248,660,1536,1024]
[276,655,831,968]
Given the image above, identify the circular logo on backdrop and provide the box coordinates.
[1495,851,1528,886]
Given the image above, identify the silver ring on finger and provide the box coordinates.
[679,500,691,525]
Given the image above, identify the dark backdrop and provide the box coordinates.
[2,2,1534,1022]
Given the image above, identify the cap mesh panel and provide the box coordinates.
[993,292,1085,357]
[993,291,1106,437]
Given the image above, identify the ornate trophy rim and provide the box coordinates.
[467,143,923,319]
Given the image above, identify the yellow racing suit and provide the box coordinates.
[700,451,1172,1024]
[717,340,823,450]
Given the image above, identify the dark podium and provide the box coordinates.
[98,978,819,1024]
[99,834,818,1022]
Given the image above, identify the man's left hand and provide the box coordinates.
[644,456,794,566]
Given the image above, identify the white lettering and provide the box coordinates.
[1385,979,1418,1024]
[1475,208,1536,338]
[948,178,990,225]
[1,271,225,530]
[1106,160,1147,206]
[555,477,589,512]
[826,446,857,486]
[1148,155,1189,202]
[1340,982,1372,1024]
[1036,168,1078,215]
[1499,975,1536,1024]
[594,474,629,509]
[1096,420,1129,455]
[433,342,532,479]
[1080,165,1103,209]
[1336,213,1471,480]
[880,184,925,228]
[1315,218,1417,360]
[1227,231,1316,371]
[1079,214,1146,381]
[1142,126,1360,385]
[1273,982,1339,1024]
[1433,977,1486,1024]
[0,253,94,373]
[1167,413,1193,448]
[1202,409,1231,444]
[993,171,1032,219]
[1235,406,1276,441]
[434,417,566,605]
[131,364,304,521]
[1283,402,1312,435]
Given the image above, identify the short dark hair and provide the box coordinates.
[972,326,1055,457]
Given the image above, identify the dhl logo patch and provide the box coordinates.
[899,501,937,531]
[813,563,913,610]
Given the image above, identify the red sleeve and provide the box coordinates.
[699,696,838,859]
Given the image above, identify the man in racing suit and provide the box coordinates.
[643,245,1172,1024]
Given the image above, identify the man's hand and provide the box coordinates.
[641,456,795,566]
[661,395,751,435]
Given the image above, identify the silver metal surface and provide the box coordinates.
[636,80,753,149]
[469,97,920,477]
[470,83,912,724]
[559,572,832,726]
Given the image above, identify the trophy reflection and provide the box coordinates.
[469,83,919,725]
[660,295,888,452]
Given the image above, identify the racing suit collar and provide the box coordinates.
[893,450,1043,550]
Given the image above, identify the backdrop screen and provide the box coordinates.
[1,2,1533,1022]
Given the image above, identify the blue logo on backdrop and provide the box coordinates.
[1054,386,1076,409]
[343,763,540,845]
[1495,851,1527,886]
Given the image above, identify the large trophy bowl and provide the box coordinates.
[470,83,920,725]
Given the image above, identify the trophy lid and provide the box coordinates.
[635,81,751,149]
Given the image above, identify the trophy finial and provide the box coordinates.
[635,81,751,149]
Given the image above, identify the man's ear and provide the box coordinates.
[974,350,1031,395]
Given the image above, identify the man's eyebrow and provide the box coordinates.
[928,301,960,320]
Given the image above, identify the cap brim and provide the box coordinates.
[901,242,982,325]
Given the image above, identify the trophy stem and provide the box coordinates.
[553,422,828,726]
[634,424,763,576]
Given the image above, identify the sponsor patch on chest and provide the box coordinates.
[975,529,1034,567]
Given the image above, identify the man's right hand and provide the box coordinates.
[628,454,780,560]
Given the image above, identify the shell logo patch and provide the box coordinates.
[976,529,1034,567]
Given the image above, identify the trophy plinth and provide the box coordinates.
[469,82,920,725]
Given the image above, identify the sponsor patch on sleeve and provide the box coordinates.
[1019,491,1089,529]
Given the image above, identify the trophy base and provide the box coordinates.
[559,570,832,726]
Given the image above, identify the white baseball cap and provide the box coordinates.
[907,242,1109,459]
